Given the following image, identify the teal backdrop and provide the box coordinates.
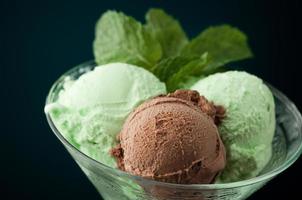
[1,0,301,199]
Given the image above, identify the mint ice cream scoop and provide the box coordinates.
[45,63,166,167]
[191,71,275,182]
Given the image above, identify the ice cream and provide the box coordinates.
[45,62,166,167]
[191,71,275,182]
[112,90,226,184]
[43,7,289,200]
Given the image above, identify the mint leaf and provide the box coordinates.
[93,11,162,69]
[145,8,188,58]
[178,76,204,89]
[182,25,253,71]
[152,53,208,92]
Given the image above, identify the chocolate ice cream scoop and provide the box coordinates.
[111,90,226,184]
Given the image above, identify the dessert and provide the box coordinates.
[44,7,283,200]
[112,90,226,184]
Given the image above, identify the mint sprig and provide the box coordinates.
[93,9,253,92]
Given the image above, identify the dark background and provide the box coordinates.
[2,0,301,199]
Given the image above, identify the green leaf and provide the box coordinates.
[145,8,188,58]
[178,76,204,89]
[182,25,253,72]
[152,53,208,92]
[93,11,162,69]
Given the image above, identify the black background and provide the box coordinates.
[2,0,301,199]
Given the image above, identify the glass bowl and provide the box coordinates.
[45,61,302,200]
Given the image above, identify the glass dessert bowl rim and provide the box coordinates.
[45,60,302,190]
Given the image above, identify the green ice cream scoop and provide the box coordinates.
[191,71,275,182]
[45,63,167,167]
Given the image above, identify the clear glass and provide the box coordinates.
[45,61,302,200]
